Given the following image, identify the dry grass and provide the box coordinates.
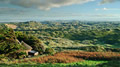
[17,51,120,63]
[58,51,120,60]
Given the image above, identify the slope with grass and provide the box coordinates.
[0,51,120,67]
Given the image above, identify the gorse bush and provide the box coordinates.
[80,46,106,52]
[105,48,120,52]
[17,52,27,59]
[45,48,55,55]
[8,51,26,59]
[0,27,22,54]
[0,54,6,60]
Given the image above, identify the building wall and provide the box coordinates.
[25,50,32,55]
[34,52,39,56]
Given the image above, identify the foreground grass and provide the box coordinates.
[1,60,120,67]
[0,60,108,67]
[0,51,120,67]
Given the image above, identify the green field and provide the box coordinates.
[0,60,116,67]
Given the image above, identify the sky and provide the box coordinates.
[0,0,120,22]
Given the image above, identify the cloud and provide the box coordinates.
[0,7,28,15]
[100,0,120,4]
[0,7,17,14]
[96,7,120,11]
[0,0,95,10]
[96,8,108,11]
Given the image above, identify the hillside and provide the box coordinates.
[9,21,120,48]
[0,21,120,67]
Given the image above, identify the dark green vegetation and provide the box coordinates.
[15,32,45,54]
[0,21,120,67]
[11,21,120,47]
[0,25,22,54]
[0,61,108,67]
[0,25,45,59]
[1,61,119,67]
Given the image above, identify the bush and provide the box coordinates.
[45,48,55,55]
[58,48,63,52]
[17,52,27,59]
[105,48,120,52]
[16,32,45,54]
[0,54,6,60]
[80,46,106,52]
[8,52,26,59]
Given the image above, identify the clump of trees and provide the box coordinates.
[15,32,45,54]
[45,48,55,55]
[0,25,45,59]
[80,46,106,52]
[0,26,22,54]
[8,51,26,59]
[12,21,120,46]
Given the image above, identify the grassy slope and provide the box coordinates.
[0,60,107,67]
[1,61,119,67]
[1,61,120,67]
[0,51,120,67]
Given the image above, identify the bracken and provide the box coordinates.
[18,51,120,63]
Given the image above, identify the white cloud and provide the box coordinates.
[96,8,120,11]
[103,8,108,10]
[0,0,95,10]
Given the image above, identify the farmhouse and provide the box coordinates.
[21,41,39,56]
[28,50,39,56]
[16,39,39,56]
[21,41,33,55]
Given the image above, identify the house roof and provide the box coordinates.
[29,50,38,53]
[21,41,32,50]
[16,39,21,44]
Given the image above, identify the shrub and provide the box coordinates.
[105,48,120,52]
[45,48,55,55]
[58,48,63,52]
[80,46,106,52]
[16,32,45,54]
[17,52,27,59]
[0,54,6,60]
[8,52,26,59]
